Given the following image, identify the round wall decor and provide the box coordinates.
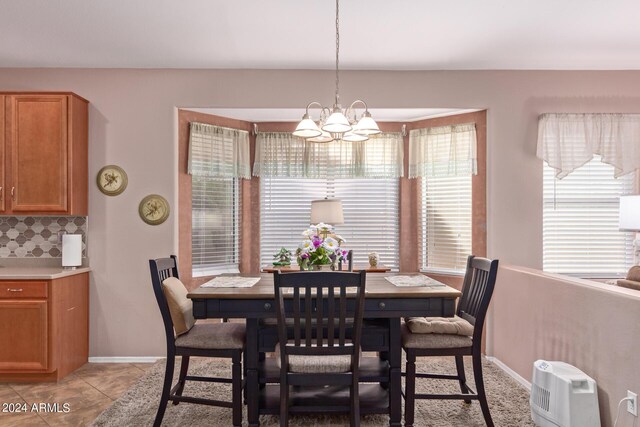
[138,194,170,225]
[97,165,128,196]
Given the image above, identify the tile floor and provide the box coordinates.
[0,363,152,427]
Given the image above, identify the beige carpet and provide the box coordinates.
[92,357,534,427]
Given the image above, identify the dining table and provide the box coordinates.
[187,273,461,427]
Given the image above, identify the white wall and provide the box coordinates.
[1,69,639,356]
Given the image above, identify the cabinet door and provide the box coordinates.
[0,300,48,371]
[10,95,68,213]
[0,95,5,213]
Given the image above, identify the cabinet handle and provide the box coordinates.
[67,306,76,312]
[378,302,386,309]
[264,302,272,311]
[11,187,15,201]
[7,288,23,292]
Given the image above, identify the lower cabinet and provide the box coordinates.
[0,273,89,381]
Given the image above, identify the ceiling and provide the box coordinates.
[1,0,639,70]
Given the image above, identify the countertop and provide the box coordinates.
[0,266,91,280]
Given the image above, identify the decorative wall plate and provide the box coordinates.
[138,194,170,225]
[97,165,128,196]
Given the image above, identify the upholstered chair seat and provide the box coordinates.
[175,322,245,350]
[401,324,473,349]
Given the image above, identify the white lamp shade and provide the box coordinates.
[353,114,382,136]
[293,118,322,138]
[307,130,334,143]
[322,111,352,134]
[619,195,640,231]
[342,131,368,142]
[310,199,344,225]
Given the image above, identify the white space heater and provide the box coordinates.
[530,360,600,427]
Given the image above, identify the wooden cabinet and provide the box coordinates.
[1,92,88,215]
[0,273,89,381]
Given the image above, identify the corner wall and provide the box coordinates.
[1,68,639,357]
[489,265,640,427]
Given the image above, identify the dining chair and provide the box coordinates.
[402,255,499,427]
[337,249,353,271]
[274,270,367,427]
[149,255,245,427]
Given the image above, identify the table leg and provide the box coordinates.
[388,317,402,427]
[246,318,260,427]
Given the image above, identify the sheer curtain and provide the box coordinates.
[537,113,640,179]
[253,132,404,178]
[408,123,477,178]
[188,122,251,179]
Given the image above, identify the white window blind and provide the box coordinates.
[420,174,472,274]
[543,157,635,277]
[191,176,241,276]
[261,178,399,269]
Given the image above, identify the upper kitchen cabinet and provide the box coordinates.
[1,93,88,215]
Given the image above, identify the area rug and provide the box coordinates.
[92,357,534,427]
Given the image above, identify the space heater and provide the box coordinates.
[530,360,600,427]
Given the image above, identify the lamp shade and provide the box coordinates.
[619,195,640,231]
[352,112,382,136]
[307,130,334,143]
[293,116,322,138]
[310,198,344,225]
[322,111,352,134]
[342,131,368,142]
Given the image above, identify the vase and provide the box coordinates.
[311,263,333,271]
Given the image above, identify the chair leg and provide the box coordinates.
[280,375,289,427]
[350,377,360,427]
[455,355,472,404]
[172,355,190,405]
[472,352,494,427]
[154,353,175,427]
[404,351,416,427]
[232,352,243,427]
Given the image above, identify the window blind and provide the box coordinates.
[543,156,635,276]
[261,178,399,269]
[420,174,472,273]
[192,176,240,276]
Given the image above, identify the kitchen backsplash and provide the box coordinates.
[0,217,87,258]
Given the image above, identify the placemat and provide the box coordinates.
[385,275,447,287]
[201,276,261,288]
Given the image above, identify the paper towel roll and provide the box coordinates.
[62,234,83,268]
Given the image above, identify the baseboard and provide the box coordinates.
[485,356,531,391]
[88,357,163,363]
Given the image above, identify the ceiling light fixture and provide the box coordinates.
[293,0,381,143]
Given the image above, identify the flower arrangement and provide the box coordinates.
[296,223,348,270]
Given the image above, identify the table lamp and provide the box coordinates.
[310,198,344,225]
[619,195,640,265]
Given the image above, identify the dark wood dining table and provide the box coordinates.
[188,273,461,427]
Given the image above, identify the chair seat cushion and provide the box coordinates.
[175,322,246,350]
[405,315,474,336]
[275,342,354,374]
[401,324,473,349]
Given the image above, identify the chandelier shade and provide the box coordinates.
[353,112,382,136]
[307,130,335,143]
[342,131,368,142]
[293,115,322,138]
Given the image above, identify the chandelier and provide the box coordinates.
[292,0,381,143]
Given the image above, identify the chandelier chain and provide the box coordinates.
[335,0,340,106]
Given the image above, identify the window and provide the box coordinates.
[543,156,635,277]
[261,178,399,269]
[419,174,472,274]
[191,176,240,276]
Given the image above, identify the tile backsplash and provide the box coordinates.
[0,217,87,258]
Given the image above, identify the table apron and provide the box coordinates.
[192,297,456,320]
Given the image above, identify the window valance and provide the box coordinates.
[537,113,640,179]
[408,123,477,178]
[188,122,251,179]
[253,132,404,179]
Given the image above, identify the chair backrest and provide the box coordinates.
[456,255,499,344]
[337,250,354,271]
[149,255,181,350]
[273,270,366,370]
